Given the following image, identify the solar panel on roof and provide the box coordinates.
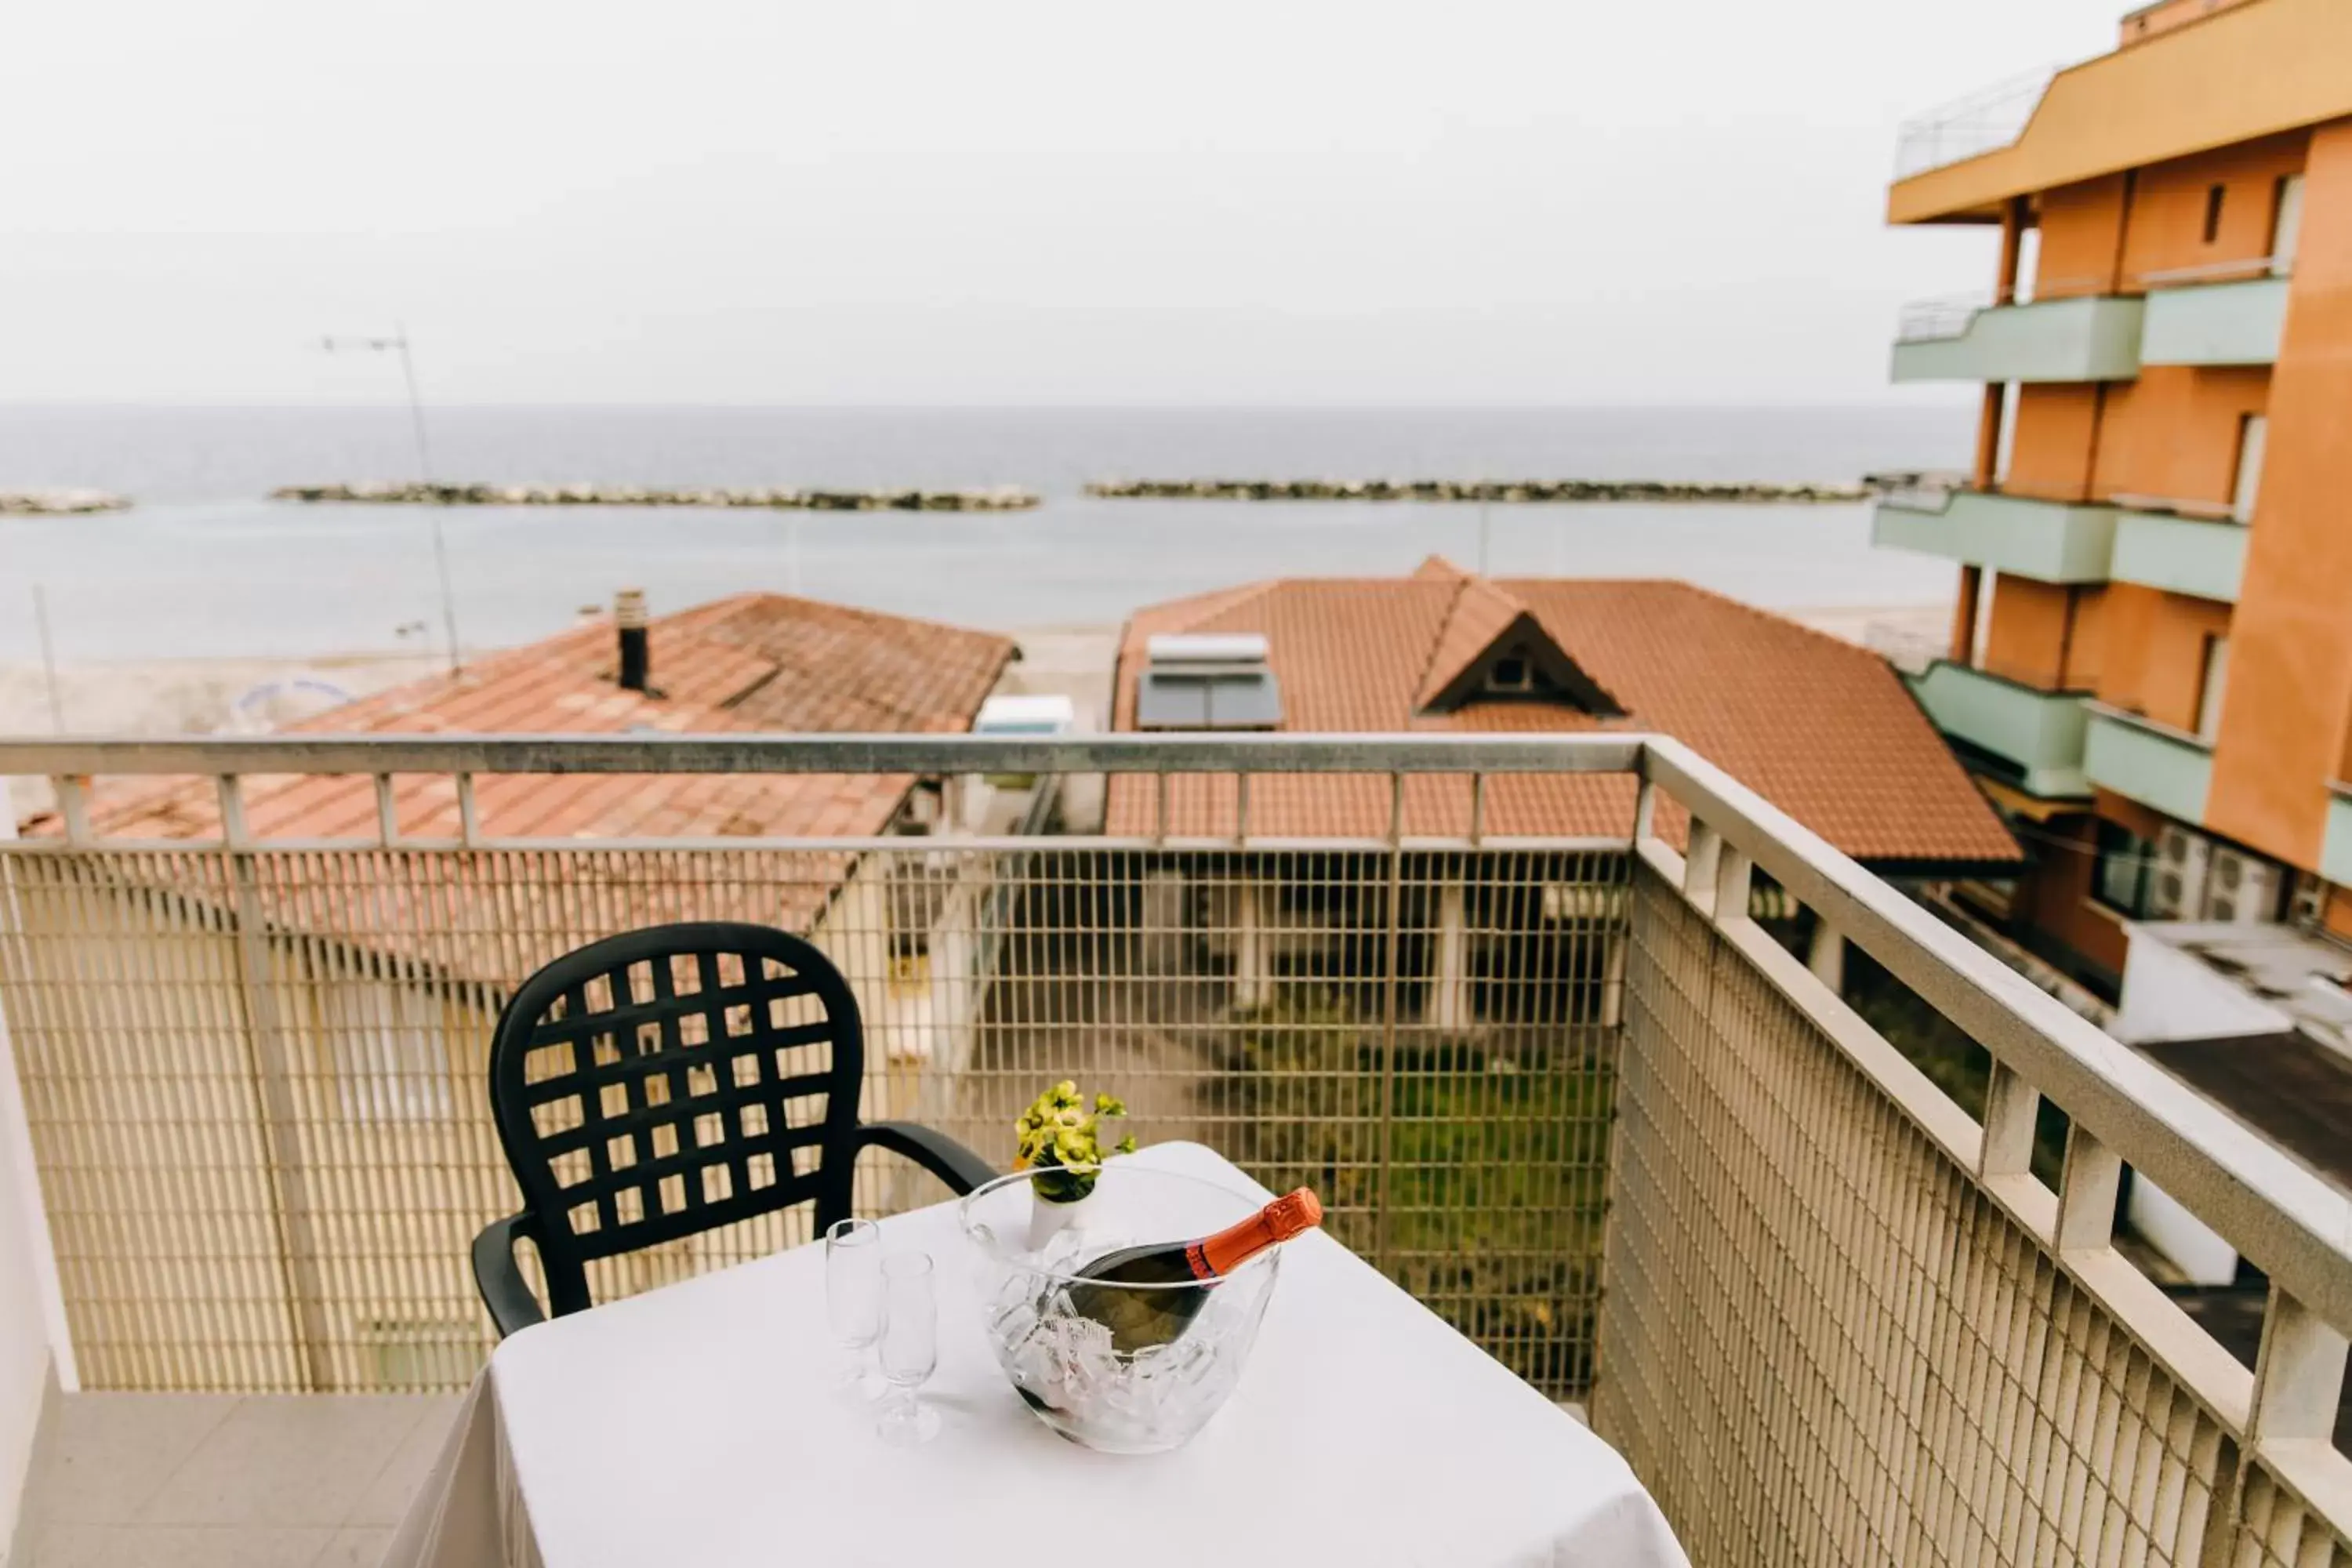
[1136,633,1283,731]
[1137,670,1283,729]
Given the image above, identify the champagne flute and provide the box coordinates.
[825,1218,883,1398]
[876,1252,942,1446]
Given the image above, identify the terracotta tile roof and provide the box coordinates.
[1109,557,2018,868]
[24,595,1016,982]
[49,593,1017,845]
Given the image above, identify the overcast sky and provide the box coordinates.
[1,0,2126,405]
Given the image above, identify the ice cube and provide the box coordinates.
[988,1298,1039,1351]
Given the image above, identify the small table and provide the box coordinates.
[387,1142,1686,1567]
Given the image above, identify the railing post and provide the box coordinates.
[1806,918,1846,994]
[1374,772,1404,1272]
[2247,1287,2350,1445]
[51,776,90,845]
[2054,1120,2122,1251]
[372,774,401,847]
[217,774,336,1390]
[1711,843,1751,927]
[1683,822,1722,918]
[1978,1061,2041,1180]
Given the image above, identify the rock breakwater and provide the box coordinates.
[1085,477,1867,503]
[272,481,1040,511]
[0,489,129,516]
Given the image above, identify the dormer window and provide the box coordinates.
[1486,653,1534,694]
[1417,610,1624,717]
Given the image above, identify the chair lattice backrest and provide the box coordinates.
[486,922,865,1314]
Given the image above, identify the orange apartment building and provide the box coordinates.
[1878,0,2352,999]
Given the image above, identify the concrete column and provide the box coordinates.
[1807,919,1846,997]
[1233,880,1268,1010]
[1599,931,1627,1030]
[1432,880,1468,1033]
[1141,870,1186,973]
[926,902,976,1075]
[824,857,896,1058]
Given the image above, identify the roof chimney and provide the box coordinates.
[615,589,650,692]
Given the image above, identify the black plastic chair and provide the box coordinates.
[471,920,995,1336]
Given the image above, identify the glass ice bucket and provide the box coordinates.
[959,1163,1283,1454]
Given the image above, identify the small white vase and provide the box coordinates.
[1025,1185,1097,1252]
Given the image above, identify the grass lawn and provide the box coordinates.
[1203,996,1613,1396]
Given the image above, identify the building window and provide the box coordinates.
[2093,821,2156,917]
[2202,183,2227,245]
[2271,173,2306,274]
[1486,653,1533,693]
[2197,633,2230,741]
[2231,414,2267,523]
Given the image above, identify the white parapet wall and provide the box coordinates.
[0,810,68,1559]
[2109,927,2293,1285]
[2127,1174,2244,1287]
[2111,924,2295,1045]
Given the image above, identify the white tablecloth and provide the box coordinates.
[386,1142,1686,1567]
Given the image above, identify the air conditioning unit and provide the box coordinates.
[2147,826,2209,920]
[2291,873,2328,928]
[2204,847,2284,924]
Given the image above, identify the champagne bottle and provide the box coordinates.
[1064,1188,1323,1354]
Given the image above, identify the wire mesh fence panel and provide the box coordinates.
[1596,862,2352,1568]
[0,833,1628,1397]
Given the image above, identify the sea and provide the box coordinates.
[0,405,1969,665]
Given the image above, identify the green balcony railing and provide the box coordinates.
[2108,510,2249,603]
[1907,661,2091,798]
[1872,489,2117,584]
[1892,294,2145,383]
[2084,705,2214,825]
[2139,276,2289,368]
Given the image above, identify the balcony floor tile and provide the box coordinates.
[19,1523,339,1568]
[23,1393,241,1526]
[20,1393,459,1566]
[132,1394,449,1529]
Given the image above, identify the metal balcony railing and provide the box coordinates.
[1893,66,2058,180]
[1894,275,2122,344]
[2,732,2347,1566]
[1896,291,1994,344]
